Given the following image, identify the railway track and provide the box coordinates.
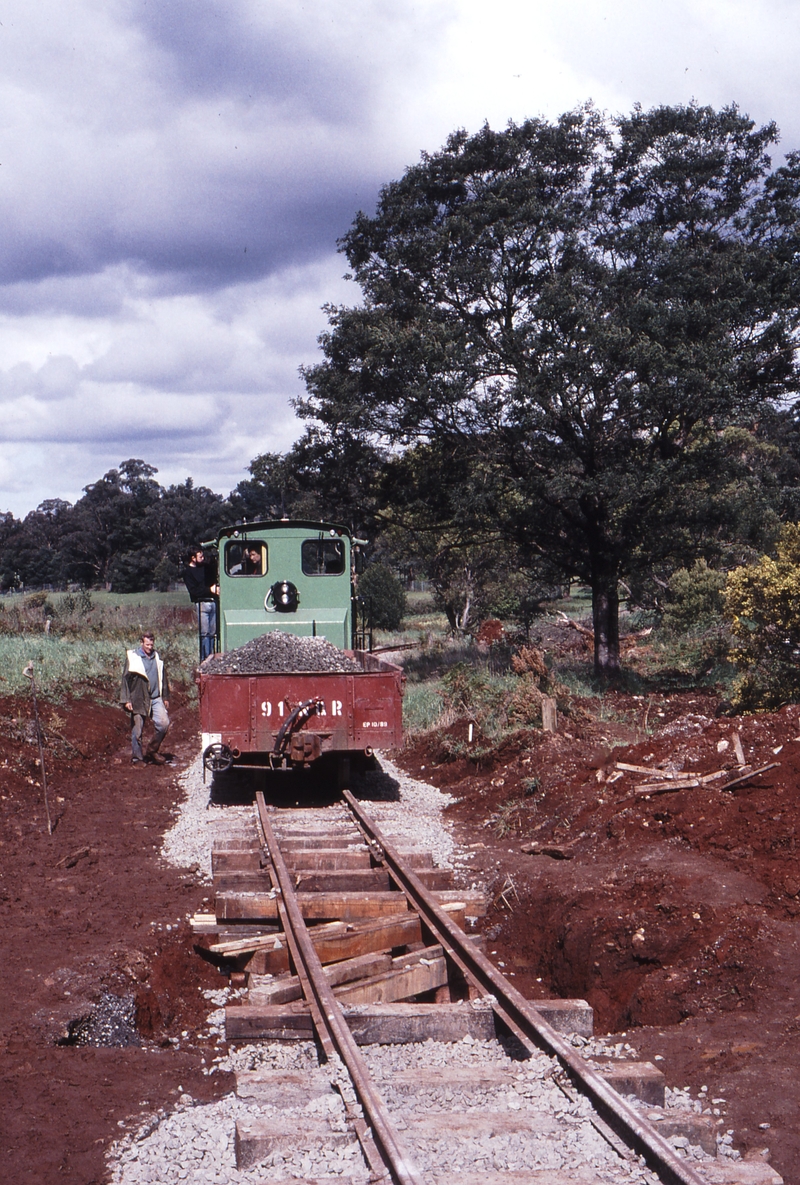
[182,776,778,1185]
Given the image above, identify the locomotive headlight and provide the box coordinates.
[268,580,299,612]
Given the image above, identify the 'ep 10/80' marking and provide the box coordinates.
[260,700,342,718]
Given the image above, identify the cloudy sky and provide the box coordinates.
[1,0,799,515]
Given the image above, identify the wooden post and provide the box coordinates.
[542,695,558,733]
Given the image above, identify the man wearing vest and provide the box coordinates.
[120,631,171,765]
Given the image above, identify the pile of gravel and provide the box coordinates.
[202,631,361,675]
[62,992,138,1048]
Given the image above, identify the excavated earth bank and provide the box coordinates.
[0,686,798,1182]
[397,690,800,1181]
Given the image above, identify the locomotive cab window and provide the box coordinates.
[302,538,345,575]
[225,540,267,576]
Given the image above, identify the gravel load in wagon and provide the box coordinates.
[201,631,362,675]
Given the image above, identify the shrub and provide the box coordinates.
[662,560,726,634]
[725,523,800,709]
[358,563,406,631]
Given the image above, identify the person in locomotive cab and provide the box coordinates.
[120,631,170,765]
[181,546,218,661]
[229,543,263,575]
[242,545,262,575]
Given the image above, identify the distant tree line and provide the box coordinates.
[0,442,398,594]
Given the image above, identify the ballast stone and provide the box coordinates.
[201,631,361,675]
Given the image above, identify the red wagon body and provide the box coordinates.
[199,650,405,770]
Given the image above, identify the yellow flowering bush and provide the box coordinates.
[725,524,800,709]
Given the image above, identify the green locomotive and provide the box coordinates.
[197,519,403,777]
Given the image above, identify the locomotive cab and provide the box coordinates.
[215,520,354,653]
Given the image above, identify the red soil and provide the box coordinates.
[398,690,800,1181]
[1,680,798,1183]
[0,692,233,1185]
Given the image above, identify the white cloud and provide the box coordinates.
[0,257,354,512]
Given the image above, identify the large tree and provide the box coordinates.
[301,103,800,674]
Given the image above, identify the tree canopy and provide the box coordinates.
[301,102,800,673]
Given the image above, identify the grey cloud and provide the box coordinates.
[125,0,375,122]
[0,357,80,404]
[0,0,441,293]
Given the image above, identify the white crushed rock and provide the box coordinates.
[108,1040,369,1185]
[351,752,457,869]
[161,757,254,881]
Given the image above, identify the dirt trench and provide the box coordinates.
[398,691,800,1179]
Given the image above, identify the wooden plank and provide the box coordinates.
[216,889,485,923]
[721,762,780,793]
[212,838,259,852]
[635,779,699,795]
[190,911,221,933]
[406,1111,561,1136]
[333,952,447,1004]
[246,912,423,974]
[395,849,435,869]
[644,1111,718,1155]
[342,1002,496,1044]
[290,869,393,893]
[248,949,396,1005]
[226,1001,312,1041]
[211,849,262,872]
[699,1165,784,1185]
[216,889,408,922]
[277,827,362,841]
[279,836,365,850]
[231,991,594,1041]
[591,1059,666,1106]
[436,890,486,916]
[412,869,453,890]
[225,1001,497,1043]
[284,848,373,871]
[235,1118,353,1170]
[212,871,272,891]
[209,930,288,956]
[531,998,593,1037]
[235,1068,333,1106]
[733,731,746,767]
[429,1174,617,1185]
[403,1054,657,1106]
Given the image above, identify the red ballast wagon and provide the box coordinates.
[199,650,405,775]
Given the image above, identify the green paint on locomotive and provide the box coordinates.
[212,520,354,652]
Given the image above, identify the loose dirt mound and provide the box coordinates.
[398,690,800,1178]
[0,693,233,1185]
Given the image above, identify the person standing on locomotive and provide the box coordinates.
[181,546,218,661]
[120,631,171,765]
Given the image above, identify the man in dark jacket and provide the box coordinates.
[120,631,170,765]
[181,546,218,661]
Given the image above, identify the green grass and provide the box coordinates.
[0,588,190,610]
[402,681,446,734]
[0,633,199,702]
[0,591,199,703]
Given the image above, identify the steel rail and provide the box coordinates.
[255,791,425,1185]
[343,789,706,1185]
[252,800,390,1184]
